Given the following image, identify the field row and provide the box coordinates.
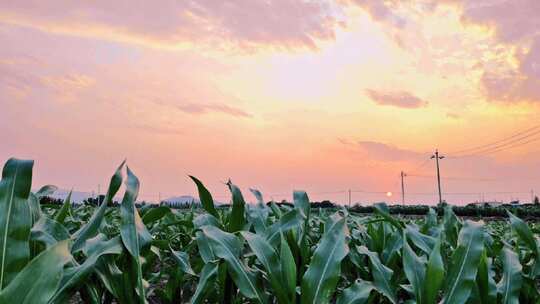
[0,158,539,303]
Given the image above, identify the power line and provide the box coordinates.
[407,174,500,181]
[479,135,540,155]
[406,157,431,174]
[447,124,540,155]
[408,173,540,182]
[449,129,540,158]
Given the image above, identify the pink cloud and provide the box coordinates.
[459,0,540,102]
[366,89,428,109]
[341,0,540,103]
[460,0,540,43]
[0,1,342,50]
[349,140,425,161]
[344,0,406,28]
[176,103,251,118]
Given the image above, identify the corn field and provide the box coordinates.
[0,157,539,303]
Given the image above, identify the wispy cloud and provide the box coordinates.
[366,89,428,109]
[0,1,343,50]
[175,103,251,118]
[457,0,540,103]
[339,139,425,161]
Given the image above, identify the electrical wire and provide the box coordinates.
[447,124,540,155]
[448,128,540,158]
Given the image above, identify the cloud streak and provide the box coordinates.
[458,0,540,103]
[175,103,251,118]
[366,89,428,109]
[340,139,425,161]
[0,1,343,50]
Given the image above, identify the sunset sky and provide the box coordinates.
[2,0,540,205]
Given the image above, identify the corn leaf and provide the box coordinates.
[242,231,289,304]
[497,246,522,304]
[301,213,349,304]
[119,166,146,303]
[227,181,246,233]
[424,240,444,304]
[402,233,426,304]
[0,158,33,289]
[357,245,397,304]
[189,176,219,219]
[0,240,71,304]
[191,262,219,304]
[53,190,72,224]
[441,220,484,304]
[201,225,267,302]
[72,160,124,252]
[336,280,374,304]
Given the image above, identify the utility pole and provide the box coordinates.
[348,189,351,208]
[531,189,534,204]
[400,171,406,205]
[158,192,162,204]
[431,149,445,205]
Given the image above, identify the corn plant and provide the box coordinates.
[0,157,539,303]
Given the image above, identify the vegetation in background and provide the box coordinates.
[1,157,539,303]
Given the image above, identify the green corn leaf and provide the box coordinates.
[423,240,444,304]
[266,208,305,246]
[402,233,426,304]
[119,166,147,303]
[194,213,221,229]
[442,220,484,304]
[201,225,267,303]
[406,225,437,255]
[294,190,311,275]
[443,206,461,249]
[170,248,196,276]
[35,185,58,198]
[269,201,283,218]
[72,160,125,252]
[497,246,522,304]
[336,280,374,304]
[476,251,497,304]
[141,206,171,225]
[280,232,296,302]
[94,255,138,303]
[301,213,349,304]
[191,262,219,304]
[421,208,438,234]
[506,211,540,276]
[248,205,269,235]
[54,190,72,224]
[30,217,70,248]
[189,176,219,219]
[373,203,404,231]
[226,181,246,233]
[50,235,123,303]
[28,192,41,224]
[241,231,289,304]
[195,231,216,264]
[247,193,269,235]
[294,190,310,220]
[0,158,33,289]
[506,211,538,254]
[357,246,397,304]
[249,188,265,205]
[28,192,42,258]
[0,240,71,304]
